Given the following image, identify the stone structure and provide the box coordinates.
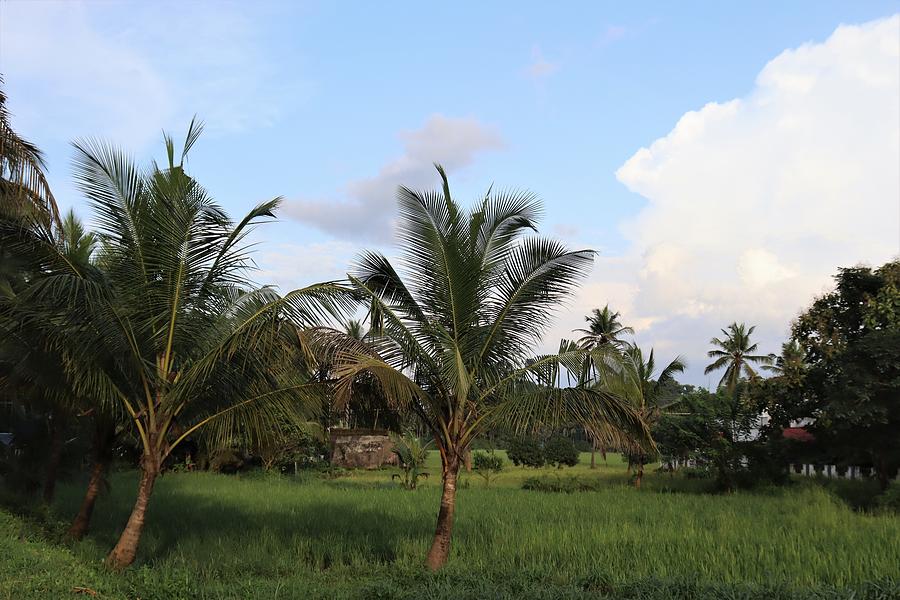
[329,428,398,469]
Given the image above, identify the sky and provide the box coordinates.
[1,1,898,386]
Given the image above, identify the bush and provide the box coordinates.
[507,436,545,468]
[473,451,504,487]
[874,483,900,513]
[473,451,504,472]
[544,436,579,468]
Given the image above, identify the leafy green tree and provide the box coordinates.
[793,261,900,489]
[544,435,579,468]
[2,122,346,569]
[329,166,648,569]
[704,323,772,392]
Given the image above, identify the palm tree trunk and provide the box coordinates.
[68,421,114,540]
[634,463,643,489]
[105,464,157,570]
[426,458,460,571]
[42,412,64,504]
[590,444,596,469]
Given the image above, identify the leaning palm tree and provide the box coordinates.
[704,323,772,392]
[329,166,649,570]
[597,346,685,488]
[0,77,60,233]
[3,121,347,569]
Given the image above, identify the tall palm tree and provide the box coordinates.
[704,323,772,391]
[575,305,634,350]
[598,346,685,488]
[2,121,347,569]
[329,166,649,570]
[574,305,634,465]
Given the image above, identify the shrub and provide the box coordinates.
[473,451,503,472]
[472,451,504,487]
[506,436,545,468]
[874,483,900,514]
[544,436,579,468]
[389,431,431,490]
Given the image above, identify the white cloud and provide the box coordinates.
[255,241,361,293]
[282,115,503,242]
[0,1,296,149]
[525,46,559,80]
[548,14,900,384]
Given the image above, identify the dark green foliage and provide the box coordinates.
[544,436,579,468]
[507,436,546,468]
[472,451,504,486]
[472,451,504,472]
[522,475,604,493]
[654,387,788,491]
[874,483,900,513]
[793,261,900,489]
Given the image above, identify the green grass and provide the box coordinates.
[1,453,898,599]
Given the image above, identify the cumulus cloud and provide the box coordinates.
[0,1,295,149]
[282,115,503,242]
[549,14,900,383]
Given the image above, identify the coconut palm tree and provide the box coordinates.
[763,340,805,378]
[598,346,685,488]
[575,305,634,350]
[328,166,649,570]
[0,209,98,503]
[2,121,347,569]
[0,77,60,233]
[704,323,772,391]
[573,306,634,465]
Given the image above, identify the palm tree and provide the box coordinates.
[0,209,98,504]
[574,305,634,466]
[575,305,634,350]
[763,340,805,378]
[329,166,649,570]
[598,346,685,488]
[704,323,772,392]
[0,77,60,233]
[2,121,347,569]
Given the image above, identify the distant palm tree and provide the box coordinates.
[763,340,805,377]
[575,305,634,350]
[328,166,649,570]
[574,305,634,466]
[704,323,772,391]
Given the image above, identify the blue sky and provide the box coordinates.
[2,1,898,385]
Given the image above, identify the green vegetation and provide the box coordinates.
[2,457,898,599]
[1,78,898,597]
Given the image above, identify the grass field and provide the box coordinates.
[2,453,898,599]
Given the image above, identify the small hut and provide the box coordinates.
[329,428,398,469]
